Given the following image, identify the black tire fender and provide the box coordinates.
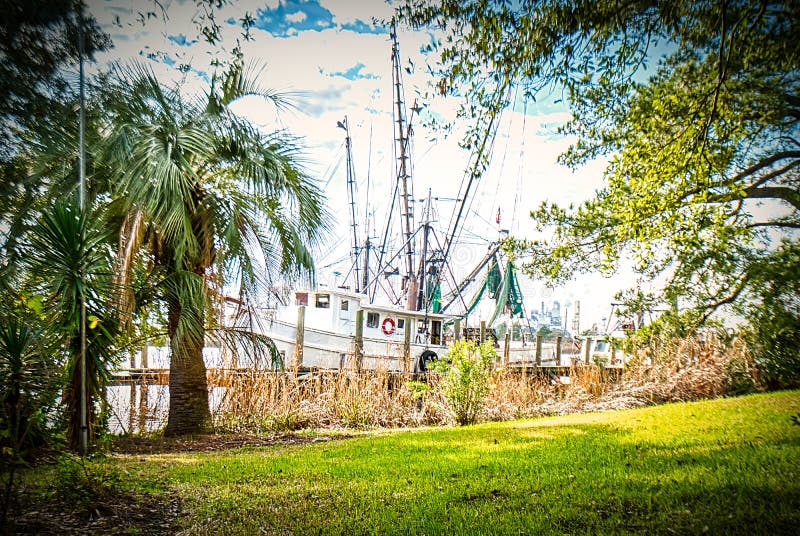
[416,350,438,373]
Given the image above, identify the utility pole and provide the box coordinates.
[78,7,88,456]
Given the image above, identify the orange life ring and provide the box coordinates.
[381,317,396,336]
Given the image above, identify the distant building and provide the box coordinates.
[529,299,572,337]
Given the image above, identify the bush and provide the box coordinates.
[744,303,800,389]
[431,340,496,425]
[54,454,123,516]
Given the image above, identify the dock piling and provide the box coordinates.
[293,305,306,372]
[354,309,364,371]
[555,336,563,367]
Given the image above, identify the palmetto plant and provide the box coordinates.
[99,62,327,435]
[25,199,117,450]
[0,305,59,527]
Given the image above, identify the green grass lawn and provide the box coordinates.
[83,391,800,533]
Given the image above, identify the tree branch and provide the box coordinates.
[700,271,750,324]
[676,152,800,205]
[730,151,800,185]
[747,221,800,230]
[744,185,800,211]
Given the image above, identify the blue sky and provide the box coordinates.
[246,0,386,37]
[86,0,623,327]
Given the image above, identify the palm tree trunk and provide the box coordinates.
[164,296,211,436]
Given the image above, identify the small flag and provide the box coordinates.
[496,207,501,224]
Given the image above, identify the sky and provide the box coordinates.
[84,0,633,330]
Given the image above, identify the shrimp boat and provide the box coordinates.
[250,25,456,372]
[253,25,545,372]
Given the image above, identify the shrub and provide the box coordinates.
[744,303,800,389]
[431,340,496,425]
[54,454,123,516]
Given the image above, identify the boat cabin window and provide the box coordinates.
[295,292,308,306]
[367,312,380,328]
[315,293,330,309]
[340,299,349,311]
[417,319,427,333]
[431,320,442,345]
[397,319,405,329]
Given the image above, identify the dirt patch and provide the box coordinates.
[110,431,347,455]
[6,432,347,534]
[9,485,181,535]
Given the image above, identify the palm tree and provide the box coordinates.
[100,63,327,435]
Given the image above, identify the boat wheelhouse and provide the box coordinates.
[263,287,451,372]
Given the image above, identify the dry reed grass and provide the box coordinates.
[114,333,761,433]
[211,369,445,432]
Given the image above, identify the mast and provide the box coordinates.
[390,21,416,309]
[337,116,361,292]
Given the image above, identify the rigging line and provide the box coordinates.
[364,121,373,235]
[376,272,400,304]
[415,139,436,165]
[459,229,493,244]
[365,224,424,293]
[318,233,347,263]
[322,140,346,190]
[447,99,505,265]
[372,107,418,300]
[512,95,528,235]
[442,78,512,269]
[442,84,506,244]
[320,252,350,270]
[371,174,400,301]
[429,228,471,314]
[340,260,356,285]
[470,208,499,231]
[489,84,519,225]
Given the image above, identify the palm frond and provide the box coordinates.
[206,60,298,115]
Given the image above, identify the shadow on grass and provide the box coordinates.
[170,408,800,535]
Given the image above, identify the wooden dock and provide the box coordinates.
[109,361,623,386]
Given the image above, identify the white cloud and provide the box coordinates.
[285,11,307,24]
[84,0,626,327]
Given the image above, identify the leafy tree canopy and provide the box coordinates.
[0,0,109,159]
[397,0,800,324]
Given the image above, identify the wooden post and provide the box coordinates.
[293,305,306,372]
[138,345,148,432]
[503,331,510,366]
[479,320,486,344]
[354,309,364,371]
[403,315,412,374]
[555,336,563,367]
[454,318,462,341]
[584,336,593,365]
[535,335,542,367]
[128,351,135,432]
